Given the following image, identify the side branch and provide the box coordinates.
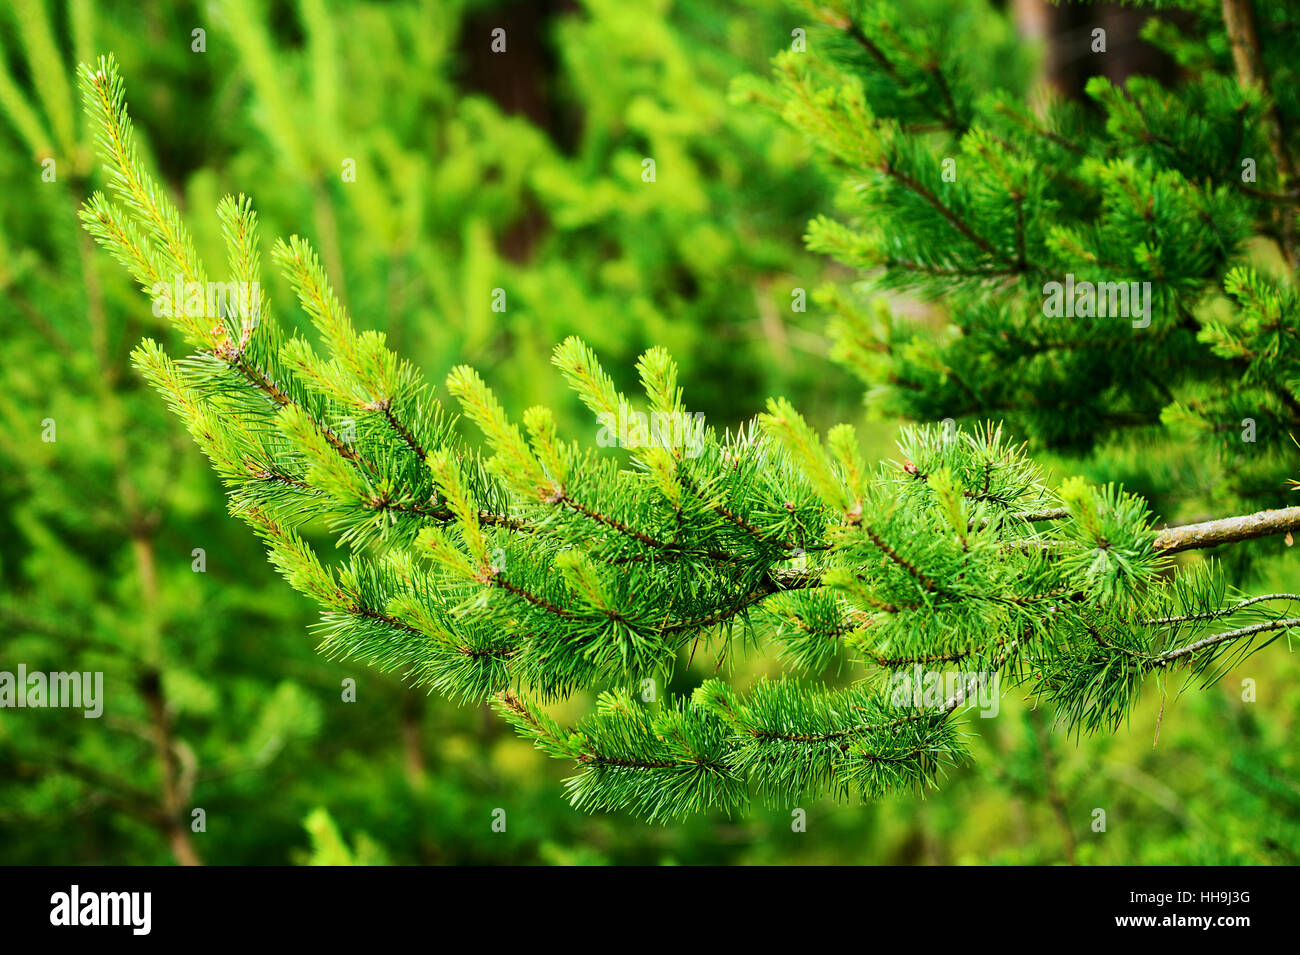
[1154,505,1300,554]
[1156,616,1299,664]
[767,505,1300,593]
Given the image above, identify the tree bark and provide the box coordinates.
[1221,0,1298,266]
[1154,505,1300,554]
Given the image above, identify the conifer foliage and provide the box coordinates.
[77,0,1300,825]
[767,0,1300,515]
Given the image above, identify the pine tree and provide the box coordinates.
[765,0,1299,517]
[74,0,1299,829]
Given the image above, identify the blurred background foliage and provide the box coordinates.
[0,0,1295,865]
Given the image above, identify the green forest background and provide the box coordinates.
[1,0,1297,865]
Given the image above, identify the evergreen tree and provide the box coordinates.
[73,0,1298,825]
[766,0,1299,518]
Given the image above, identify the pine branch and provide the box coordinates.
[1144,592,1300,626]
[76,45,1300,822]
[1156,617,1300,665]
[762,506,1300,593]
